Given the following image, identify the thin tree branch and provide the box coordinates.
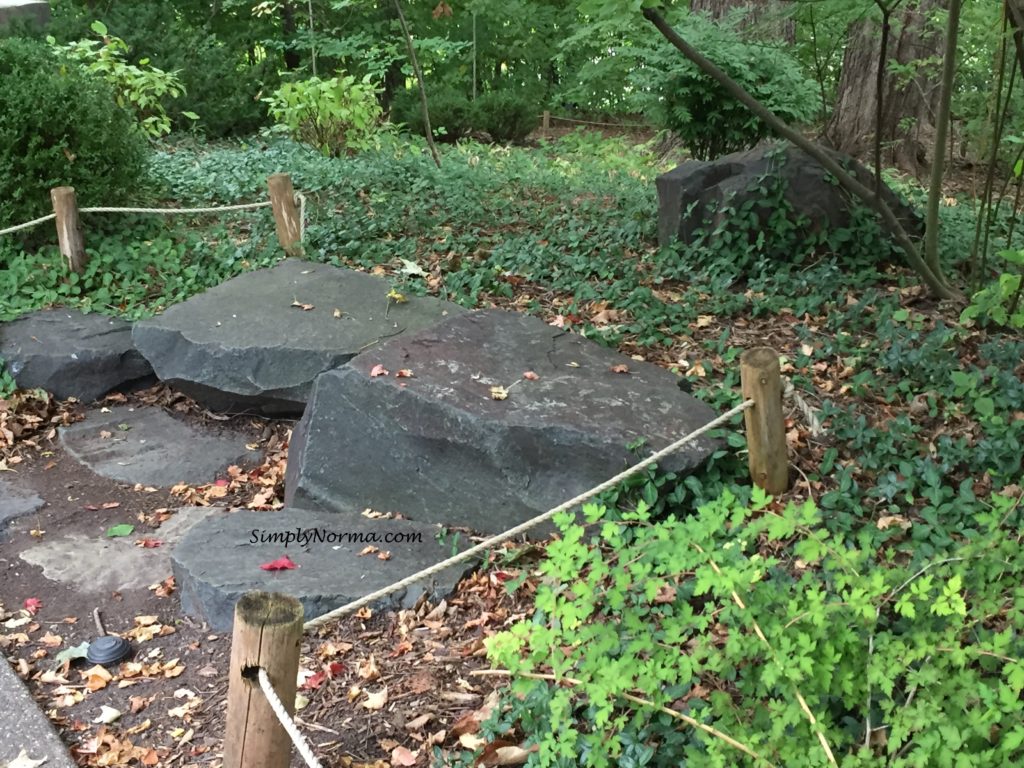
[394,0,441,168]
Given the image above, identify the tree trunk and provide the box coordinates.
[826,0,947,177]
[690,0,795,43]
[281,1,301,70]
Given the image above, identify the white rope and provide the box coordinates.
[80,201,272,215]
[783,379,825,438]
[0,213,57,236]
[257,667,324,768]
[296,193,307,242]
[303,398,753,631]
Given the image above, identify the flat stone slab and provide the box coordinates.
[0,655,76,768]
[0,478,44,539]
[59,406,260,486]
[285,309,719,534]
[133,258,465,414]
[0,309,152,402]
[171,508,474,631]
[19,507,219,593]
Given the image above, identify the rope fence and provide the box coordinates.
[540,110,649,131]
[228,347,804,768]
[0,173,304,270]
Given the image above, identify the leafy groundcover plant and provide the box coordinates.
[482,489,1024,767]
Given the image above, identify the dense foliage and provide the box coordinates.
[0,36,146,233]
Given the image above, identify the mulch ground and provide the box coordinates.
[0,386,538,768]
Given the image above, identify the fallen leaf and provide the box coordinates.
[399,258,427,278]
[39,632,62,648]
[93,705,121,724]
[291,300,315,311]
[101,501,120,510]
[295,693,310,711]
[135,538,162,549]
[395,369,414,378]
[260,555,298,571]
[489,386,509,401]
[877,515,911,531]
[53,641,89,668]
[549,315,566,328]
[695,315,714,328]
[362,686,388,710]
[358,655,380,681]
[522,371,539,381]
[406,712,434,731]
[391,745,418,766]
[83,664,112,692]
[370,364,390,378]
[333,308,343,318]
[460,733,487,750]
[105,524,134,538]
[23,597,42,615]
[609,364,630,374]
[387,289,407,303]
[4,749,47,768]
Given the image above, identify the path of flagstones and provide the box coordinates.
[0,258,720,765]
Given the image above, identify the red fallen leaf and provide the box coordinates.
[610,364,630,374]
[260,555,298,571]
[135,538,163,549]
[395,369,414,378]
[213,478,229,487]
[23,597,42,615]
[522,371,540,381]
[370,364,389,378]
[327,661,345,677]
[101,501,121,510]
[303,670,327,690]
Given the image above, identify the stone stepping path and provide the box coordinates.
[0,309,152,402]
[19,506,220,593]
[0,478,44,541]
[285,309,718,534]
[59,406,259,486]
[171,508,474,631]
[133,258,464,414]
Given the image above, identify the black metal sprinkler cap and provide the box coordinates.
[86,635,132,666]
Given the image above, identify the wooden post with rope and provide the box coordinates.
[542,110,550,135]
[223,592,304,768]
[267,173,302,257]
[740,347,789,494]
[51,186,86,274]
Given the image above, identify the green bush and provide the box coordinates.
[485,489,1024,767]
[0,36,147,232]
[265,74,386,156]
[474,90,539,144]
[391,87,475,143]
[659,15,816,160]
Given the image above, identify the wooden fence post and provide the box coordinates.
[51,187,87,274]
[542,110,550,135]
[223,592,304,768]
[740,347,789,495]
[267,173,302,257]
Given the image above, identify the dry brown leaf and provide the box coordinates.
[362,686,388,710]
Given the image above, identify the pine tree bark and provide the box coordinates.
[826,0,947,176]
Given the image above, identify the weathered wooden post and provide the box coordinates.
[50,187,86,274]
[223,592,304,768]
[740,347,789,495]
[267,173,302,257]
[542,110,550,135]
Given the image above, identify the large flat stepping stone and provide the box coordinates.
[60,406,260,486]
[0,478,44,540]
[171,508,474,631]
[133,258,465,414]
[0,309,153,401]
[19,506,219,593]
[285,309,720,534]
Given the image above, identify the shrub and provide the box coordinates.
[50,21,191,137]
[485,489,1024,766]
[474,90,539,144]
[0,36,147,232]
[658,15,816,160]
[391,87,475,143]
[265,74,385,156]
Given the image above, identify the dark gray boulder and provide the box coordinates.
[285,309,720,534]
[171,508,474,631]
[132,258,464,414]
[655,141,923,250]
[0,309,152,401]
